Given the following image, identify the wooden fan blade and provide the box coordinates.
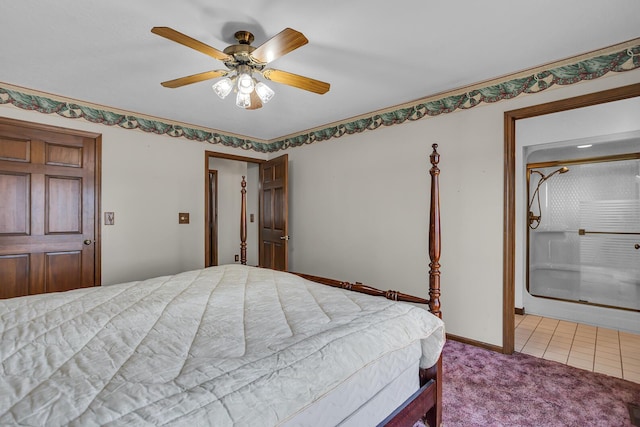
[161,70,228,88]
[151,27,231,61]
[246,91,263,110]
[262,69,330,94]
[250,28,308,64]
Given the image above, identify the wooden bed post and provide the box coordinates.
[425,143,443,427]
[240,176,247,265]
[428,144,441,319]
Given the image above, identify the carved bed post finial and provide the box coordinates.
[240,176,247,265]
[429,144,442,319]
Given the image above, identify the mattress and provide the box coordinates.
[283,341,422,426]
[0,265,445,426]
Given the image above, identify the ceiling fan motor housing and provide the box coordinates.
[223,31,265,70]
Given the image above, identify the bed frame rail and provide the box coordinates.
[290,272,429,305]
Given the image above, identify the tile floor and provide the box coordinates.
[515,314,640,384]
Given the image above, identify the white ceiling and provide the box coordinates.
[1,1,639,141]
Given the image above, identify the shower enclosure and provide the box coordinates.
[526,150,640,312]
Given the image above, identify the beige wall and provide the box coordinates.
[284,70,640,346]
[0,104,268,285]
[1,68,638,346]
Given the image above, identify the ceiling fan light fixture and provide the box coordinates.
[255,82,275,104]
[236,91,251,109]
[152,27,329,110]
[237,73,255,95]
[212,77,234,99]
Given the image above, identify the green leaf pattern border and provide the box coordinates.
[1,45,639,153]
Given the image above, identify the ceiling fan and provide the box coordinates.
[151,27,330,110]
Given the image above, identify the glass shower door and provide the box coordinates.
[527,157,640,311]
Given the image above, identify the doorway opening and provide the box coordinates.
[503,82,640,354]
[204,152,262,267]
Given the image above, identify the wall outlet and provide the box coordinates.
[235,254,239,262]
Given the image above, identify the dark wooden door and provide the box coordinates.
[259,154,288,271]
[0,118,100,299]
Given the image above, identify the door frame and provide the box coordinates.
[0,116,102,287]
[503,82,640,354]
[207,169,218,267]
[204,151,264,267]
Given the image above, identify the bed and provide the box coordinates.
[0,144,445,426]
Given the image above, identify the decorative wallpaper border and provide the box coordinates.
[1,44,639,153]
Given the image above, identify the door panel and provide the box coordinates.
[46,176,82,233]
[0,136,30,161]
[259,154,288,271]
[46,143,82,167]
[0,254,29,299]
[46,251,83,293]
[0,119,99,299]
[0,172,30,234]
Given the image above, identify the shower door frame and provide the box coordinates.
[525,153,640,311]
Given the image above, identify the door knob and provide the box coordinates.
[84,239,93,245]
[279,235,290,241]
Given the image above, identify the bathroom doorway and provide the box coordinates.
[503,83,640,353]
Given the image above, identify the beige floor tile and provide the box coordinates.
[596,347,620,360]
[572,334,596,343]
[570,344,595,354]
[567,358,593,370]
[515,315,640,384]
[596,346,620,359]
[557,320,577,328]
[594,356,621,369]
[539,318,559,326]
[622,358,640,369]
[621,339,640,347]
[543,352,569,364]
[552,331,575,340]
[621,344,640,354]
[594,364,623,378]
[551,338,573,346]
[596,338,620,348]
[521,347,545,358]
[620,332,640,342]
[575,332,597,339]
[623,362,640,375]
[568,349,594,360]
[624,371,640,383]
[548,344,572,354]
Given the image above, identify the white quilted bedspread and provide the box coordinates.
[0,265,445,426]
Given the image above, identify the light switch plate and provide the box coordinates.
[104,212,115,225]
[179,212,190,224]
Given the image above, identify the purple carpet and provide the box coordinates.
[442,340,640,427]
